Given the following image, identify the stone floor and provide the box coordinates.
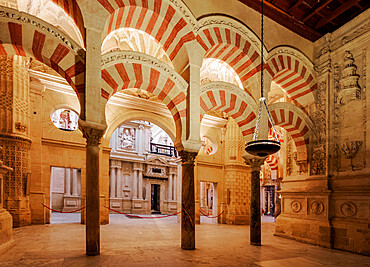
[0,214,369,266]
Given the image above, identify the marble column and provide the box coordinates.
[72,169,78,196]
[79,121,106,256]
[117,166,122,198]
[110,167,116,198]
[65,168,71,196]
[168,173,173,201]
[138,168,143,199]
[179,150,198,250]
[133,169,138,199]
[243,154,266,246]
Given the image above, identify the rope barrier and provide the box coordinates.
[105,206,181,219]
[200,207,212,216]
[42,203,85,213]
[200,209,224,218]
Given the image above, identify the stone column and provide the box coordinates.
[243,154,266,246]
[133,169,138,199]
[79,121,106,256]
[117,166,122,198]
[138,168,143,199]
[173,173,177,201]
[72,169,78,196]
[110,167,116,198]
[179,150,198,250]
[65,168,71,196]
[168,173,173,201]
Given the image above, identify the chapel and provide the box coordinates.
[0,0,369,262]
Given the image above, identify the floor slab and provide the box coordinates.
[0,214,369,266]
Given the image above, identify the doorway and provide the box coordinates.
[50,167,81,223]
[200,181,218,224]
[151,184,160,214]
[263,185,275,216]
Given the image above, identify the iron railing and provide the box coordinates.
[150,143,178,157]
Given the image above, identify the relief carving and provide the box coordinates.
[119,127,135,150]
[291,200,301,213]
[340,202,357,217]
[338,51,361,105]
[310,201,324,215]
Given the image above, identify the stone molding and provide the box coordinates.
[101,51,188,92]
[0,6,85,58]
[197,15,263,57]
[267,46,315,74]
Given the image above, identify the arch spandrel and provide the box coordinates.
[101,50,187,145]
[200,81,258,141]
[268,102,314,161]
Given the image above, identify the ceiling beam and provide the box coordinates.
[301,0,334,23]
[314,0,361,29]
[237,0,322,41]
[287,0,305,12]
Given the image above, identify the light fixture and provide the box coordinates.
[245,0,281,157]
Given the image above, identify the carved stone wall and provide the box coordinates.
[275,10,370,255]
[0,55,31,227]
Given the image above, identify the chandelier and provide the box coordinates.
[245,0,281,157]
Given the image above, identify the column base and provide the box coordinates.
[132,198,145,214]
[0,209,13,252]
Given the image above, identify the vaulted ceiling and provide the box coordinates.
[238,0,370,41]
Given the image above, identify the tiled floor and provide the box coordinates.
[1,214,369,266]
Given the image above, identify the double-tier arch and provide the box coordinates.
[266,46,318,107]
[98,0,197,72]
[101,50,187,145]
[0,7,86,116]
[268,102,314,161]
[200,81,258,141]
[197,15,266,97]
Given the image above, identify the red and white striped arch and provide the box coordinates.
[268,102,313,161]
[200,81,258,139]
[50,0,85,42]
[101,51,187,137]
[266,47,317,106]
[266,155,279,171]
[0,16,85,98]
[99,0,196,63]
[197,16,264,91]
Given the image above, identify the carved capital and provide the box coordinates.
[178,150,198,164]
[242,154,266,172]
[79,120,107,147]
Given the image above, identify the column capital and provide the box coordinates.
[79,120,107,146]
[242,153,266,172]
[178,150,198,164]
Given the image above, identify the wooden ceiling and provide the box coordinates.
[237,0,370,41]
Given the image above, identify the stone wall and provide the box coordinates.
[275,9,370,255]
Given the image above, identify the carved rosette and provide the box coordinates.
[178,150,197,164]
[79,121,106,147]
[310,201,324,215]
[291,201,301,213]
[340,201,357,217]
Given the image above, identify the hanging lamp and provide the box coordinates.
[245,0,281,158]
